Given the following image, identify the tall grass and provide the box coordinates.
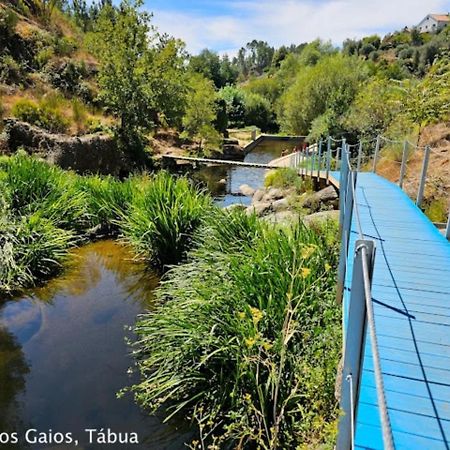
[0,155,213,294]
[120,171,213,270]
[130,211,341,449]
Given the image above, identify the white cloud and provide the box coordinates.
[150,0,450,54]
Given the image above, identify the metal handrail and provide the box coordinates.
[344,149,394,450]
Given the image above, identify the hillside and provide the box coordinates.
[0,1,448,219]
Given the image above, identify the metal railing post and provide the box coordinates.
[446,210,450,240]
[309,146,314,178]
[337,240,376,450]
[356,141,363,173]
[326,136,331,184]
[311,145,316,177]
[339,144,350,233]
[337,157,355,304]
[317,140,323,180]
[399,141,408,189]
[416,145,431,208]
[372,135,380,173]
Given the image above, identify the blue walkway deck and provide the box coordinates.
[333,172,450,450]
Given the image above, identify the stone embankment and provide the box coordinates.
[1,118,131,175]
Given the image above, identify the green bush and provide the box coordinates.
[264,167,307,192]
[0,55,24,84]
[0,7,18,38]
[129,211,341,448]
[425,197,448,223]
[120,171,213,270]
[11,98,69,133]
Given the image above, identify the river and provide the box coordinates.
[0,139,295,449]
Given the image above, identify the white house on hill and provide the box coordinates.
[417,13,450,33]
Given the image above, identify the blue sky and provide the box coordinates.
[146,0,450,55]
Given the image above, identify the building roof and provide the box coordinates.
[430,13,450,22]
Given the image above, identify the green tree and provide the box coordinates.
[182,73,220,154]
[343,78,406,139]
[88,0,187,153]
[243,92,274,132]
[189,49,222,87]
[218,85,246,128]
[277,54,368,136]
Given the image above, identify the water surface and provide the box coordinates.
[192,139,296,206]
[0,241,190,449]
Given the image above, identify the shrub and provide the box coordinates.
[425,197,448,223]
[120,171,213,270]
[129,212,341,448]
[12,98,69,133]
[0,55,25,84]
[71,98,88,133]
[264,167,307,192]
[54,36,78,56]
[0,7,18,38]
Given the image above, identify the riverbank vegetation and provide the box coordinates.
[0,153,210,294]
[0,153,341,448]
[130,212,341,449]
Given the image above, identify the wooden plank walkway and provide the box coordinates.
[161,154,280,169]
[334,172,450,450]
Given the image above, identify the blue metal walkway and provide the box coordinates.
[335,172,450,449]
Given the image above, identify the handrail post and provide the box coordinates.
[399,141,408,189]
[445,209,450,241]
[416,145,431,208]
[337,239,376,450]
[326,136,331,184]
[311,145,316,177]
[372,135,380,173]
[317,140,323,180]
[309,146,314,178]
[356,141,363,173]
[337,148,354,304]
[339,144,349,233]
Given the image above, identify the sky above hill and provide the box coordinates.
[147,0,450,55]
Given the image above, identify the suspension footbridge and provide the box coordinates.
[167,135,450,449]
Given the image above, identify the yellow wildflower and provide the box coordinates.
[250,307,263,325]
[301,245,316,259]
[245,337,256,347]
[237,311,246,320]
[262,340,273,351]
[301,267,311,278]
[325,263,331,271]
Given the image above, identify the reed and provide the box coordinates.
[130,211,341,449]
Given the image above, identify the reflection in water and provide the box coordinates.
[0,241,190,449]
[191,140,296,207]
[0,325,30,449]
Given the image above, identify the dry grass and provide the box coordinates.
[375,122,450,215]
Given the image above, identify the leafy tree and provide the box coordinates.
[406,55,450,139]
[189,49,222,87]
[218,85,246,128]
[277,54,368,136]
[343,78,406,139]
[87,0,187,153]
[182,73,220,154]
[233,40,274,77]
[243,92,274,132]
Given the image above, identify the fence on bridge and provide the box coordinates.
[279,136,449,449]
[277,135,450,240]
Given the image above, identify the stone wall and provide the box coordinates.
[2,119,132,175]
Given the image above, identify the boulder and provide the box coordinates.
[264,188,284,201]
[253,189,265,202]
[316,186,339,203]
[263,210,299,225]
[302,210,339,226]
[239,184,255,197]
[272,198,290,212]
[246,201,272,217]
